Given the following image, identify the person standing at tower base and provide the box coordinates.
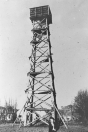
[49,117,57,132]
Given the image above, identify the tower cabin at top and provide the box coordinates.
[30,5,52,25]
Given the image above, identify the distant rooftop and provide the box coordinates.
[0,106,5,109]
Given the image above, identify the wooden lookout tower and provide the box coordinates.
[24,5,58,126]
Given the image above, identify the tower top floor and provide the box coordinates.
[30,5,52,24]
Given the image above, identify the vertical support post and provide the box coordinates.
[30,21,36,125]
[46,18,57,124]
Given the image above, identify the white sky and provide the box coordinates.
[0,0,88,109]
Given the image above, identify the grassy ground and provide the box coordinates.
[0,124,88,132]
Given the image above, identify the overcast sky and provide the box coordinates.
[0,0,88,109]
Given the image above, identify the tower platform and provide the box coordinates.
[30,5,52,24]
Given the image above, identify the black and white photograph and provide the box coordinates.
[0,0,88,131]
